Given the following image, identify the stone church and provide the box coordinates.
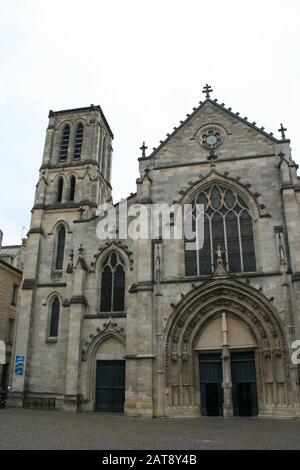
[10,85,300,418]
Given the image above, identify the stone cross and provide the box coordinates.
[207,149,218,165]
[140,141,148,158]
[202,83,213,99]
[278,123,287,140]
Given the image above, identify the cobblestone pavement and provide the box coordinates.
[0,408,299,450]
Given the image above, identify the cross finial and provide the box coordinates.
[278,123,287,140]
[140,141,148,158]
[207,149,218,166]
[202,83,213,99]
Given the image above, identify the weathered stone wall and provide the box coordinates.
[10,98,300,418]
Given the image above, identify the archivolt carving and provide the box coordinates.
[164,278,288,387]
[82,320,125,361]
[91,241,133,270]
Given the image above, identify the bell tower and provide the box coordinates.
[10,104,114,406]
[37,104,114,212]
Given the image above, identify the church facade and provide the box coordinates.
[10,87,300,418]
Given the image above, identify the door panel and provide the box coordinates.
[231,351,258,417]
[95,360,125,412]
[199,353,223,416]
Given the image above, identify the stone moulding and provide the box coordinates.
[162,276,292,414]
[81,320,125,362]
[91,241,133,271]
[69,295,87,305]
[21,278,36,290]
[176,168,270,219]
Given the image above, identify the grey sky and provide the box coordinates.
[1,0,299,245]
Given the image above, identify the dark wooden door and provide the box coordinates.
[95,360,125,412]
[231,351,258,416]
[199,353,223,416]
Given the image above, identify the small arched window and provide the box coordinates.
[50,296,60,337]
[55,226,66,270]
[101,136,106,172]
[59,124,70,161]
[100,252,125,313]
[57,176,64,202]
[185,184,256,276]
[68,175,76,201]
[74,123,84,160]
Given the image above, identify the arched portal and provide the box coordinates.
[81,321,126,412]
[163,278,292,418]
[196,313,258,417]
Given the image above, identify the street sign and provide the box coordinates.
[15,356,25,376]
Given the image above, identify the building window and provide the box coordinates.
[100,252,125,313]
[59,124,70,161]
[7,318,15,342]
[185,184,256,276]
[101,136,106,173]
[49,297,60,337]
[73,123,83,160]
[55,226,66,270]
[57,177,64,202]
[68,175,76,201]
[11,284,18,306]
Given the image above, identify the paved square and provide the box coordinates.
[0,409,300,449]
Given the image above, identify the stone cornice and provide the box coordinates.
[69,295,87,305]
[152,153,277,171]
[129,281,153,293]
[32,201,97,211]
[22,278,36,290]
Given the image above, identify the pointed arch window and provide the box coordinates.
[68,175,76,201]
[74,123,84,160]
[59,124,70,161]
[57,176,64,202]
[55,226,66,270]
[185,184,256,276]
[50,296,60,337]
[100,252,125,313]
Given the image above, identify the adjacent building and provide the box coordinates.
[0,231,25,389]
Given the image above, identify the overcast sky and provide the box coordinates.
[0,0,299,245]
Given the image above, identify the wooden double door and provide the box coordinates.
[199,351,258,417]
[95,360,125,412]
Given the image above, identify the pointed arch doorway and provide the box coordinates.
[95,360,125,412]
[196,313,258,417]
[82,322,126,413]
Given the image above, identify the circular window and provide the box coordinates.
[201,129,224,149]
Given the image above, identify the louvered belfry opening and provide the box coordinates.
[74,123,84,160]
[59,124,70,161]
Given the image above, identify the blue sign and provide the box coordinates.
[15,355,25,376]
